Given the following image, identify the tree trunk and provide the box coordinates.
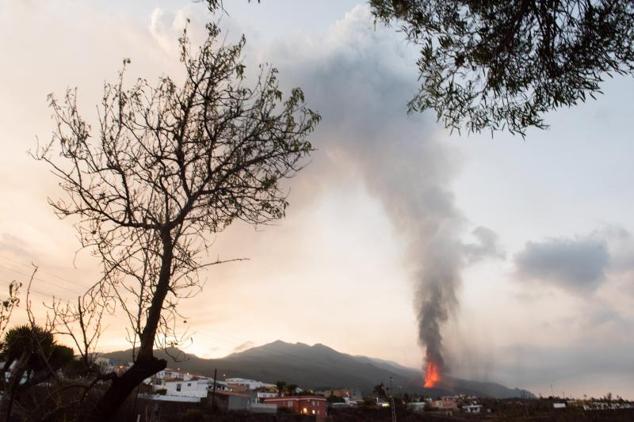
[86,231,174,422]
[85,356,166,422]
[0,352,29,422]
[0,360,12,396]
[137,231,174,361]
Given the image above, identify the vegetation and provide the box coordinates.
[369,0,634,135]
[0,325,74,420]
[275,380,286,397]
[228,0,634,135]
[35,18,318,422]
[0,281,20,336]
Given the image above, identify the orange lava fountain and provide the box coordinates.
[423,360,441,388]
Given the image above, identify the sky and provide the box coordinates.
[1,0,633,399]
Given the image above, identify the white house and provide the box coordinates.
[154,378,229,398]
[463,404,483,414]
[140,394,202,403]
[94,357,116,369]
[163,379,210,398]
[210,379,229,391]
[256,391,277,402]
[225,377,275,391]
[154,369,186,380]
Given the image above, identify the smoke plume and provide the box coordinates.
[269,6,498,375]
[362,138,464,377]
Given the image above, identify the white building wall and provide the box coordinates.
[225,378,274,390]
[163,380,210,398]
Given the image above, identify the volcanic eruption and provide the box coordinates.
[424,359,441,388]
[279,14,501,396]
[415,238,460,390]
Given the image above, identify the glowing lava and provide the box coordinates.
[423,360,441,388]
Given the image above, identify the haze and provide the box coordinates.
[1,0,633,399]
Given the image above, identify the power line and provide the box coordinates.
[0,263,88,299]
[0,256,88,290]
[0,279,54,299]
[0,264,85,296]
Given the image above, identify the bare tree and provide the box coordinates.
[0,279,21,414]
[36,21,319,421]
[48,293,106,372]
[0,281,21,338]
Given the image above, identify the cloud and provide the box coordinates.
[148,6,204,55]
[514,227,634,293]
[601,226,634,273]
[0,233,32,259]
[463,226,505,263]
[232,341,255,353]
[515,235,609,292]
[494,337,634,398]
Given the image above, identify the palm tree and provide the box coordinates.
[286,384,298,396]
[1,325,53,368]
[0,325,74,421]
[275,381,287,397]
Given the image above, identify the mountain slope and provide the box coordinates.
[103,340,534,398]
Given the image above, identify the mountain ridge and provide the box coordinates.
[103,340,534,398]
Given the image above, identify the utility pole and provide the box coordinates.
[133,384,140,422]
[211,368,218,412]
[389,376,397,422]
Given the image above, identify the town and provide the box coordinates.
[94,357,634,421]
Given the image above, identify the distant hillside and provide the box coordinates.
[103,340,534,398]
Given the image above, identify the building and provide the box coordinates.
[139,394,202,404]
[432,396,459,410]
[317,388,352,399]
[407,401,427,413]
[152,377,228,399]
[376,399,391,408]
[94,357,132,376]
[256,391,278,401]
[462,404,482,413]
[263,396,327,419]
[154,369,186,380]
[225,377,275,391]
[162,379,210,398]
[209,391,277,414]
[94,357,116,369]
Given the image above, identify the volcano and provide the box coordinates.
[103,340,535,398]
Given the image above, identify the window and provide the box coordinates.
[176,383,182,392]
[187,383,191,387]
